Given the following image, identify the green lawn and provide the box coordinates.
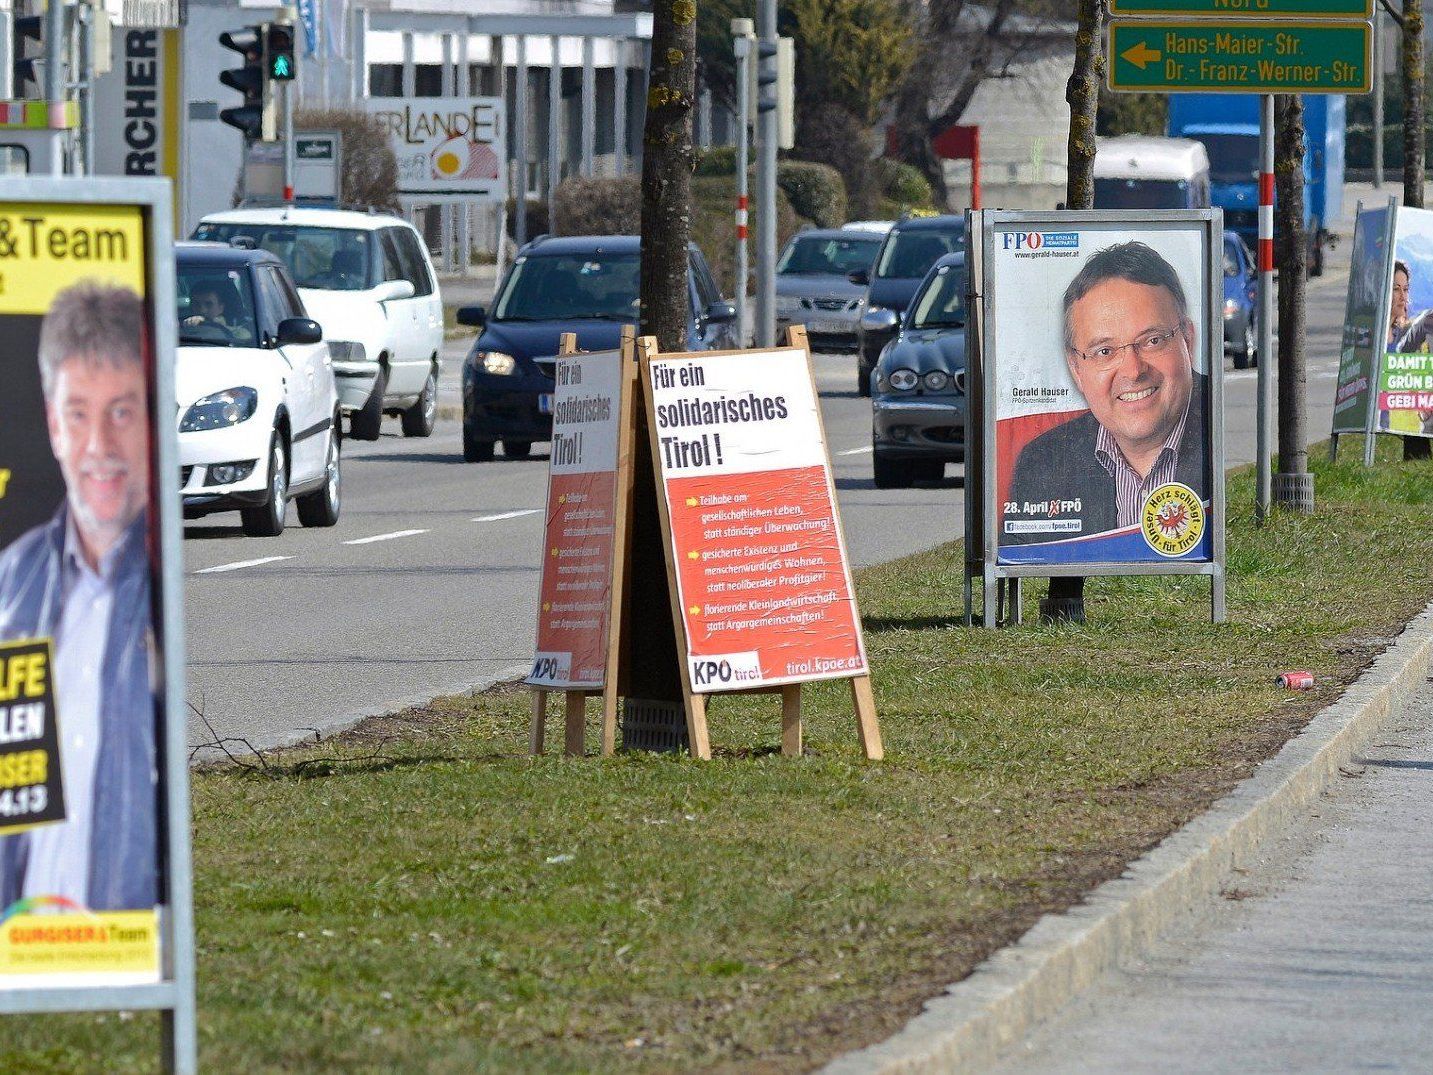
[5,438,1431,1073]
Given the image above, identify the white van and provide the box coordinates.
[1093,136,1211,212]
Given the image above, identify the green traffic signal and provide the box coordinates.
[265,24,296,82]
[272,54,292,79]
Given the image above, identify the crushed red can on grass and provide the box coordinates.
[1275,671,1315,690]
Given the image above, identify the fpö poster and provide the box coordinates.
[991,221,1213,566]
[1377,205,1433,439]
[0,201,163,988]
[528,349,624,689]
[647,348,867,692]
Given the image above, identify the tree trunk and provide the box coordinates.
[1044,0,1102,624]
[1274,94,1309,485]
[640,0,697,352]
[890,78,951,206]
[1403,0,1431,458]
[1064,0,1103,212]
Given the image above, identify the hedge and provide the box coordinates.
[775,160,847,229]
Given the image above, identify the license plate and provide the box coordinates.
[811,319,848,334]
[539,393,553,415]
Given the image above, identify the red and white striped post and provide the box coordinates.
[1256,93,1275,523]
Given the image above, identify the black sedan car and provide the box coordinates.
[850,213,965,396]
[871,252,966,489]
[458,235,736,461]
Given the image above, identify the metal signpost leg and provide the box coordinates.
[1256,94,1275,524]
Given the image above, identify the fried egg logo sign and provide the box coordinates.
[430,135,501,182]
[1141,482,1204,557]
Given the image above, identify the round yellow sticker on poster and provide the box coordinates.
[1141,482,1204,557]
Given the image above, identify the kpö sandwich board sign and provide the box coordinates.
[0,178,196,1073]
[525,327,881,761]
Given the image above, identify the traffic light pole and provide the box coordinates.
[284,80,295,203]
[43,0,64,174]
[755,0,777,348]
[732,19,753,346]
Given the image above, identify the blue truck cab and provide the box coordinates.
[1168,93,1344,276]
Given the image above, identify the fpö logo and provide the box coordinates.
[1002,231,1079,251]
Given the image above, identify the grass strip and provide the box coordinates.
[3,437,1431,1074]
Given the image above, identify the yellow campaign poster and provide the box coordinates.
[0,198,163,989]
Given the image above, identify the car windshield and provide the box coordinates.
[191,223,374,291]
[1199,133,1258,184]
[910,264,966,329]
[492,252,641,321]
[777,235,880,276]
[1094,177,1190,210]
[177,264,259,347]
[875,228,963,279]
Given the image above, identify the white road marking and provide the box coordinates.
[195,555,292,575]
[472,509,542,522]
[838,445,874,456]
[344,528,430,546]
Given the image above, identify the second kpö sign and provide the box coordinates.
[1108,21,1371,93]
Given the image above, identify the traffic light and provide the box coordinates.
[265,24,296,82]
[755,37,795,150]
[218,25,272,141]
[12,15,44,98]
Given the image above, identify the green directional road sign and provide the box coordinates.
[1109,0,1370,17]
[1108,21,1371,93]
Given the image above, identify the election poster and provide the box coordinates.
[0,195,168,992]
[644,346,868,693]
[528,348,627,690]
[1374,205,1433,440]
[1333,201,1396,439]
[987,217,1216,567]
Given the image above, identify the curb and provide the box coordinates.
[824,600,1433,1074]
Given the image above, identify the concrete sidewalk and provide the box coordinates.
[993,677,1433,1072]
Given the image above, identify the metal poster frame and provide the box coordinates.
[0,177,196,1073]
[964,208,1227,627]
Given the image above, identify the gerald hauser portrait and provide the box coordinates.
[1003,241,1208,546]
[0,280,158,913]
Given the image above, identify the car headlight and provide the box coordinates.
[478,350,517,375]
[1223,298,1239,320]
[179,387,258,432]
[889,368,918,391]
[923,370,950,391]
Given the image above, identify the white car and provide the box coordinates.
[192,206,444,441]
[176,243,341,536]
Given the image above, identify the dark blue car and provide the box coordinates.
[870,252,966,488]
[850,214,965,396]
[1222,232,1258,369]
[457,235,736,461]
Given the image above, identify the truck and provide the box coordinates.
[1168,93,1345,277]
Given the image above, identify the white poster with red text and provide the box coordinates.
[528,350,623,689]
[647,349,867,693]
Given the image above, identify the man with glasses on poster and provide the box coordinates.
[0,281,158,913]
[1005,241,1207,545]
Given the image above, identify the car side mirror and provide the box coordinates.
[375,279,416,302]
[705,301,737,325]
[276,317,323,346]
[847,268,870,287]
[860,308,899,334]
[457,305,487,327]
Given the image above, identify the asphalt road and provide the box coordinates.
[184,252,1353,755]
[991,678,1433,1074]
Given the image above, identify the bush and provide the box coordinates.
[552,176,640,235]
[294,108,399,212]
[504,199,550,240]
[775,160,847,228]
[691,175,802,297]
[874,158,934,209]
[694,145,739,177]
